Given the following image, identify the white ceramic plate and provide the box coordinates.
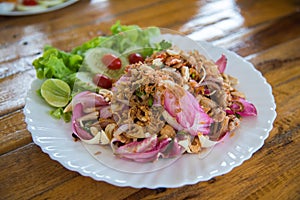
[24,39,276,188]
[0,0,78,16]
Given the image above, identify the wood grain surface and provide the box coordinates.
[0,0,299,199]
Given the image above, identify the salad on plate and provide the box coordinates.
[32,21,257,163]
[0,0,76,13]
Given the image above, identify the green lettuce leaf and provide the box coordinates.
[110,20,140,34]
[71,36,109,56]
[33,45,83,80]
[70,21,164,57]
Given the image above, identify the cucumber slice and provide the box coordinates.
[16,4,47,11]
[37,0,64,7]
[73,72,99,93]
[83,47,128,80]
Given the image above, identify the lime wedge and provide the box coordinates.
[41,79,71,108]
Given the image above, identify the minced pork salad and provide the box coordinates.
[33,22,257,162]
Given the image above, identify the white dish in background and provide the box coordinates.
[24,38,276,188]
[0,0,78,16]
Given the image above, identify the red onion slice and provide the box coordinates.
[215,54,227,73]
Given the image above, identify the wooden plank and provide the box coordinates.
[0,69,36,116]
[172,0,299,32]
[0,110,32,155]
[1,1,298,80]
[31,176,139,200]
[233,0,299,27]
[182,0,299,41]
[0,54,38,79]
[246,37,300,74]
[213,12,300,56]
[247,167,300,200]
[0,143,78,200]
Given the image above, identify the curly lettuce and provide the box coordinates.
[33,45,82,82]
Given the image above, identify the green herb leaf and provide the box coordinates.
[159,40,172,50]
[49,108,72,122]
[148,96,154,107]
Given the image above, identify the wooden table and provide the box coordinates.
[1,0,299,199]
